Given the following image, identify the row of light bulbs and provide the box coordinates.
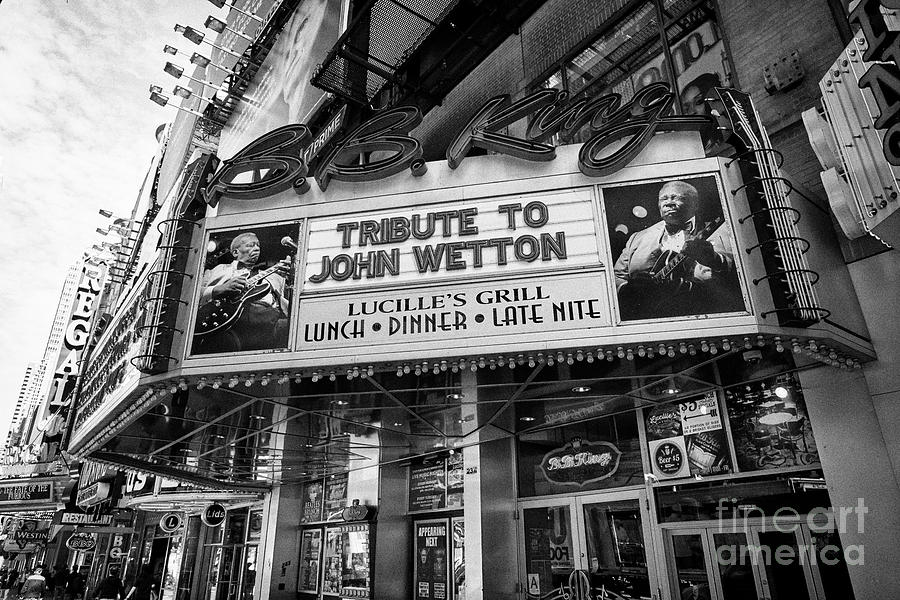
[142,335,863,397]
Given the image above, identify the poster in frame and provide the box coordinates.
[189,222,301,356]
[414,518,451,600]
[298,528,323,594]
[602,174,748,322]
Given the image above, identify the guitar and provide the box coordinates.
[618,216,727,318]
[195,261,291,337]
[712,87,821,325]
[645,215,724,292]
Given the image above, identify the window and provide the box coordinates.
[534,0,733,145]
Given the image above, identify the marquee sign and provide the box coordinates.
[0,482,53,503]
[202,82,713,206]
[75,278,147,432]
[305,189,596,288]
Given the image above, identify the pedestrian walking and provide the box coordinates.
[63,567,87,600]
[18,566,46,600]
[0,568,9,600]
[5,567,20,600]
[91,567,123,600]
[49,567,68,600]
[122,569,155,600]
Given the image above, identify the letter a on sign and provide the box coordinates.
[527,574,540,596]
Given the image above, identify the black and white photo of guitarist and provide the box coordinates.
[195,232,292,354]
[614,180,742,321]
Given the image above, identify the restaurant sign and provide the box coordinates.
[540,439,622,487]
[58,512,113,526]
[66,533,96,551]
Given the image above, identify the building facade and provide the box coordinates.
[57,1,900,600]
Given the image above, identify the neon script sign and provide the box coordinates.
[203,82,712,206]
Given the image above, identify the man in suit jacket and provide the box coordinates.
[614,180,742,320]
[194,232,292,354]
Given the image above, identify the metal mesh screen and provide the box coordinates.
[313,0,462,105]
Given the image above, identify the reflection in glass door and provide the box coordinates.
[664,520,852,600]
[667,531,714,600]
[521,503,577,597]
[579,498,652,599]
[750,529,813,600]
[519,492,655,600]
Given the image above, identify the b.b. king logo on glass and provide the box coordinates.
[540,439,621,487]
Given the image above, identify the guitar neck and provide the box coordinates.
[247,264,281,287]
[653,218,723,281]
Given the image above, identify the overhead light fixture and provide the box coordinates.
[164,62,218,93]
[163,44,179,56]
[174,23,246,59]
[774,386,789,399]
[665,383,681,395]
[446,393,464,401]
[519,416,536,422]
[204,15,254,42]
[572,386,591,393]
[148,90,206,118]
[98,209,114,218]
[206,0,263,22]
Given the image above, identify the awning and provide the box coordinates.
[72,335,861,490]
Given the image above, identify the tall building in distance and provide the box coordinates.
[2,362,42,453]
[1,260,84,457]
[35,260,84,403]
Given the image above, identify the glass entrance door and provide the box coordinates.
[519,491,656,600]
[663,518,853,600]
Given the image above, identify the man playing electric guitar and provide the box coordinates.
[194,232,293,354]
[614,180,742,320]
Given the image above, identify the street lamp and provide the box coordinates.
[206,0,263,23]
[205,15,254,42]
[164,46,249,81]
[174,24,246,60]
[164,62,218,93]
[149,86,207,118]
